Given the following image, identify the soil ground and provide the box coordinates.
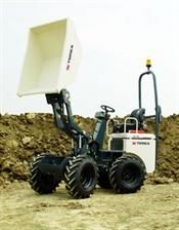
[0,181,179,230]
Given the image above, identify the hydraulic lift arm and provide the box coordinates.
[45,89,90,142]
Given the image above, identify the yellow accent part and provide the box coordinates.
[146,59,152,67]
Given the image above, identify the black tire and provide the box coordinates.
[64,155,98,199]
[109,153,146,193]
[29,154,60,194]
[98,165,112,189]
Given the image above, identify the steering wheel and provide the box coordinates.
[101,105,115,113]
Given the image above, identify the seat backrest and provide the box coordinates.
[130,108,145,125]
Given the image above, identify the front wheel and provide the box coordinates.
[109,153,146,193]
[64,155,98,199]
[29,154,60,194]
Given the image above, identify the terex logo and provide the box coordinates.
[132,141,150,145]
[66,45,74,71]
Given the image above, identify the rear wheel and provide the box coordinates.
[98,165,112,189]
[29,154,60,194]
[64,155,98,199]
[109,153,146,193]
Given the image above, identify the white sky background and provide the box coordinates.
[1,0,179,118]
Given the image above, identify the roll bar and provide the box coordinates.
[138,60,162,168]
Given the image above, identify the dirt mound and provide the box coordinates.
[157,114,179,181]
[0,113,179,187]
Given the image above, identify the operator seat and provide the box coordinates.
[113,108,146,133]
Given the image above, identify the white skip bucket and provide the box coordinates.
[17,18,82,96]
